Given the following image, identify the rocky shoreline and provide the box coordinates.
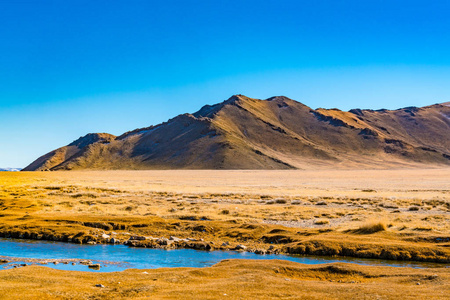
[1,228,449,264]
[0,230,280,255]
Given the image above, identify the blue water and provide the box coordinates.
[0,238,446,272]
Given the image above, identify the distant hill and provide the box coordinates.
[0,168,22,172]
[23,95,450,170]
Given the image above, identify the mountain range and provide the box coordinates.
[23,95,450,171]
[0,168,22,172]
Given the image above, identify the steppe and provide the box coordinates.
[0,169,449,299]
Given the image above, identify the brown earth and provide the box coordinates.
[23,95,450,171]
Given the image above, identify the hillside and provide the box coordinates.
[23,95,450,170]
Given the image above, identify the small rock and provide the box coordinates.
[95,284,105,288]
[109,238,119,244]
[72,262,76,265]
[222,241,229,246]
[102,234,110,239]
[169,236,181,242]
[235,244,247,250]
[88,264,101,270]
[268,245,275,250]
[157,238,173,245]
[130,236,147,241]
[416,282,421,285]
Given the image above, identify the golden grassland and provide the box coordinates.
[0,260,449,299]
[1,169,449,259]
[0,169,449,298]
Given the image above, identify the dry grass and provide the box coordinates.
[0,169,449,299]
[355,220,387,234]
[0,260,449,299]
[0,169,448,263]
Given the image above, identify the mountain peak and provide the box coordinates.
[193,94,254,118]
[266,95,291,102]
[68,133,116,148]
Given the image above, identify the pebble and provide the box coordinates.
[95,284,105,288]
[169,236,181,242]
[88,264,101,269]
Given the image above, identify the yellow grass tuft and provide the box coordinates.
[356,220,387,234]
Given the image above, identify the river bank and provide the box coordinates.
[0,259,449,299]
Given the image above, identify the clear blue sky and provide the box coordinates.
[1,0,450,167]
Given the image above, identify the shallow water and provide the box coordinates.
[0,238,446,272]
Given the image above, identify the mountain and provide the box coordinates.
[0,168,22,172]
[23,95,450,171]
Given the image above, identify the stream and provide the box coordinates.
[0,238,446,272]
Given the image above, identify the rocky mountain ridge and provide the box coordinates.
[23,95,450,170]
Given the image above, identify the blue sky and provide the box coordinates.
[1,0,450,167]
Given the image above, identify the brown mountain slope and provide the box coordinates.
[23,95,450,170]
[22,133,116,171]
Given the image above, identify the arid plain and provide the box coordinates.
[0,169,449,298]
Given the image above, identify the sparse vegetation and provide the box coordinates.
[355,220,387,234]
[0,169,448,264]
[0,169,449,299]
[314,219,329,225]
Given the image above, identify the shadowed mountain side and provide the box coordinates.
[23,95,450,170]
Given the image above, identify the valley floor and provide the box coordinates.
[0,169,449,298]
